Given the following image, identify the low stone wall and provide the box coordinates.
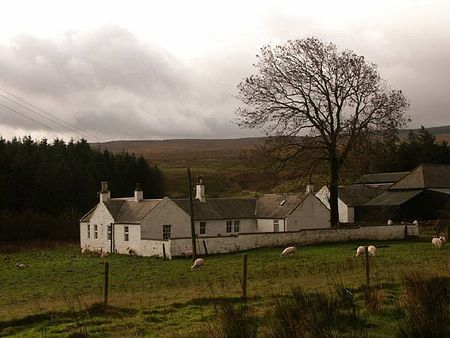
[168,224,419,258]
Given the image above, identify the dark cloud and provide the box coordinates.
[1,17,449,141]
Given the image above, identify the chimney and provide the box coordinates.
[195,176,206,202]
[306,182,314,194]
[134,183,143,202]
[99,181,110,203]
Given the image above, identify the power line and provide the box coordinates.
[0,93,94,141]
[0,87,102,142]
[0,102,72,138]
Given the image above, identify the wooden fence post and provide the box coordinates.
[202,240,208,256]
[364,246,370,286]
[242,254,248,300]
[162,243,167,260]
[104,262,109,306]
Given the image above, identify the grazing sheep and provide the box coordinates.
[439,236,446,246]
[15,263,27,270]
[368,245,377,257]
[412,220,419,226]
[191,258,204,270]
[432,237,443,249]
[387,219,393,225]
[356,246,366,257]
[281,246,296,257]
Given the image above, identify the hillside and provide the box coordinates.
[91,138,266,197]
[91,125,450,197]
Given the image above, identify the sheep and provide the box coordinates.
[281,246,296,257]
[368,245,377,257]
[439,236,446,246]
[355,246,365,257]
[387,219,393,225]
[432,237,443,249]
[191,258,204,270]
[15,263,27,270]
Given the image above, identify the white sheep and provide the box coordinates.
[191,258,204,270]
[281,246,296,257]
[439,236,446,246]
[15,263,27,270]
[432,237,443,249]
[368,245,377,257]
[356,246,366,257]
[387,219,393,225]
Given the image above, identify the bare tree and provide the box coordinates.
[236,37,409,227]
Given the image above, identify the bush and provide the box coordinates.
[397,272,450,338]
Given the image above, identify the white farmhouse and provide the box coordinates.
[80,180,330,257]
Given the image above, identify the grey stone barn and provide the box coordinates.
[79,181,330,256]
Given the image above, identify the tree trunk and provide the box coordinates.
[329,158,340,227]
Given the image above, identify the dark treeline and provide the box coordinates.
[0,136,165,241]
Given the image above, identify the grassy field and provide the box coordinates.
[0,239,449,337]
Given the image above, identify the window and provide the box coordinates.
[87,224,90,239]
[200,222,206,235]
[273,219,279,232]
[233,220,240,233]
[226,220,233,233]
[124,226,129,241]
[108,224,112,240]
[94,225,98,239]
[163,224,171,240]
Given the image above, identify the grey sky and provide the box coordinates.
[0,0,449,141]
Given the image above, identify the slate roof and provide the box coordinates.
[255,193,308,218]
[172,198,256,220]
[80,199,162,223]
[355,172,409,185]
[362,190,422,206]
[389,164,450,190]
[338,186,385,206]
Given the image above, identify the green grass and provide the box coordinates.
[0,239,449,337]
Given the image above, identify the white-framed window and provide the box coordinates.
[226,220,240,233]
[200,222,206,235]
[226,220,232,233]
[124,226,129,241]
[274,219,279,232]
[233,220,240,233]
[163,224,171,240]
[87,224,90,239]
[94,225,98,239]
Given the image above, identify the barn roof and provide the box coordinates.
[172,198,256,220]
[255,193,308,218]
[362,190,422,206]
[338,185,385,206]
[389,164,450,190]
[355,171,409,185]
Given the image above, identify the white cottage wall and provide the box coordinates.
[315,186,351,223]
[141,198,191,239]
[256,219,286,232]
[80,203,114,252]
[196,219,256,237]
[286,194,330,230]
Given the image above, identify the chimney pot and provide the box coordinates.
[99,181,110,202]
[134,182,143,202]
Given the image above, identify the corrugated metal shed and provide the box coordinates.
[363,190,422,206]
